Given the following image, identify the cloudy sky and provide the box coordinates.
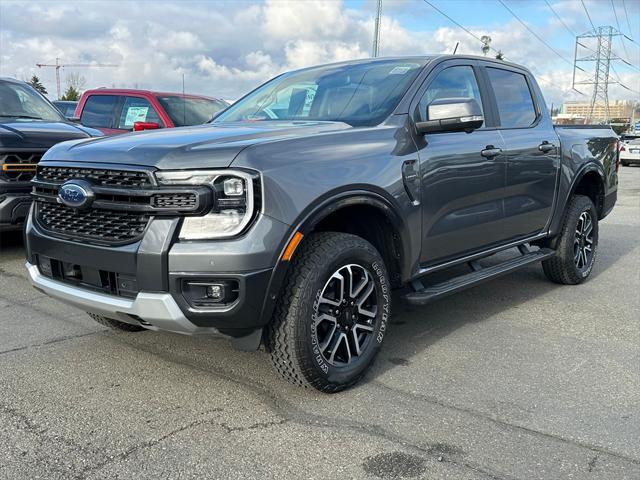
[0,0,638,107]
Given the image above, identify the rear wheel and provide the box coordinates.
[542,195,598,285]
[620,160,629,167]
[87,313,147,332]
[266,232,391,393]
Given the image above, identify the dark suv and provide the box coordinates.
[0,78,100,231]
[26,56,617,391]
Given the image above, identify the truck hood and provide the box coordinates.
[0,120,95,150]
[42,121,351,169]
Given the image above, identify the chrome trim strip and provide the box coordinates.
[26,262,220,335]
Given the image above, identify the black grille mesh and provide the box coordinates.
[38,166,151,187]
[37,202,149,243]
[151,193,197,209]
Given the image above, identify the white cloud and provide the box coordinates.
[0,0,637,106]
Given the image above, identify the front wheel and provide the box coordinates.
[266,232,391,393]
[542,195,598,285]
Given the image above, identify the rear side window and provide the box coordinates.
[80,95,119,128]
[486,68,537,128]
[117,97,161,129]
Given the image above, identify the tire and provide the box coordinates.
[621,160,629,167]
[87,313,147,332]
[266,232,391,393]
[542,195,598,285]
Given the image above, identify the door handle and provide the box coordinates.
[538,142,555,153]
[480,146,502,158]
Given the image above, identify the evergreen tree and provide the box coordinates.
[27,75,47,95]
[60,85,80,101]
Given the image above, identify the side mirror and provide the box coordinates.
[133,121,160,132]
[416,98,484,134]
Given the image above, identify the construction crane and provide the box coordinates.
[35,58,118,99]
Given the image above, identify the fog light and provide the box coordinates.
[206,284,224,301]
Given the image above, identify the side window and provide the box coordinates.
[486,68,537,128]
[117,97,161,129]
[80,95,119,128]
[418,66,483,122]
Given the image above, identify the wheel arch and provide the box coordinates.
[569,163,606,219]
[258,190,412,328]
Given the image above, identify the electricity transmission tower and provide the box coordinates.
[372,0,383,57]
[572,26,626,123]
[36,58,118,99]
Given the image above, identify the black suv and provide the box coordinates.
[0,78,100,231]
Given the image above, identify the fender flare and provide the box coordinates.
[566,162,606,216]
[257,189,412,327]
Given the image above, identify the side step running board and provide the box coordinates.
[404,248,555,306]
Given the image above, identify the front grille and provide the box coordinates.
[37,202,149,243]
[1,151,44,181]
[38,166,152,187]
[151,192,197,209]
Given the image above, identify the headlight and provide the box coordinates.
[155,170,258,240]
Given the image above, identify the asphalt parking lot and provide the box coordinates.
[0,167,638,480]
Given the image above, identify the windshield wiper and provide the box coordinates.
[0,114,44,120]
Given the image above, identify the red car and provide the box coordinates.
[74,89,229,135]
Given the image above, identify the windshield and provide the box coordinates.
[214,59,426,127]
[0,81,65,122]
[157,96,229,127]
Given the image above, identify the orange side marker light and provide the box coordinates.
[282,232,304,261]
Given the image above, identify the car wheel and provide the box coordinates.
[266,232,391,393]
[87,313,147,332]
[621,160,629,166]
[542,195,598,285]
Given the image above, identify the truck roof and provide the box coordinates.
[81,88,223,101]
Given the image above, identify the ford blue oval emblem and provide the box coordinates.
[58,180,94,209]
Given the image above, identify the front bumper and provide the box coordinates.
[25,210,289,340]
[27,262,219,335]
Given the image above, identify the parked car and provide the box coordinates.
[620,138,640,166]
[26,56,618,391]
[74,89,229,135]
[0,78,100,231]
[52,100,78,119]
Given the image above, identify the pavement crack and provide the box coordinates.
[77,408,223,479]
[373,380,640,466]
[0,330,106,357]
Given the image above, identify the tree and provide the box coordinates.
[60,85,80,101]
[27,75,47,95]
[60,73,86,101]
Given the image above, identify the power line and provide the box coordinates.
[580,0,596,31]
[622,0,634,40]
[497,0,575,67]
[611,0,631,62]
[544,0,576,37]
[420,0,487,47]
[419,0,573,96]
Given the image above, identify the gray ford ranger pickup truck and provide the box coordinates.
[25,56,618,392]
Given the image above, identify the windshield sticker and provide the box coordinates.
[124,106,149,126]
[389,66,411,75]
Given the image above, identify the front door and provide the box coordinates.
[413,62,508,265]
[483,66,560,239]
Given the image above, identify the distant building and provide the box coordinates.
[561,100,634,121]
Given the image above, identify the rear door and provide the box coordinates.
[413,59,508,265]
[482,65,560,239]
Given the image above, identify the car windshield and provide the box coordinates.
[0,81,65,122]
[157,96,229,127]
[214,59,426,127]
